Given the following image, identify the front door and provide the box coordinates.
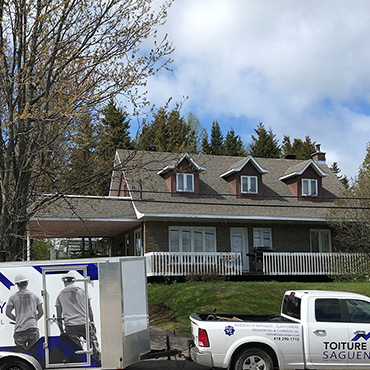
[42,265,91,368]
[230,228,249,272]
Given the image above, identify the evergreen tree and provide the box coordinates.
[248,122,280,158]
[358,142,370,188]
[167,109,197,152]
[136,106,197,152]
[94,100,133,195]
[67,113,99,195]
[292,136,316,160]
[224,128,246,156]
[281,135,293,157]
[31,239,52,260]
[281,135,316,160]
[187,112,202,152]
[210,121,225,155]
[100,99,133,152]
[200,129,211,154]
[330,162,349,189]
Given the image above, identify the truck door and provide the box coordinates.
[307,298,349,369]
[42,265,91,368]
[345,298,370,368]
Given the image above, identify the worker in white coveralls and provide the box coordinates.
[5,274,44,350]
[56,271,100,361]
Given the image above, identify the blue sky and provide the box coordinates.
[134,0,370,180]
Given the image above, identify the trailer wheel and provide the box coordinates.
[234,348,273,370]
[0,359,33,370]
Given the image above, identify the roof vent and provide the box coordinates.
[146,145,157,152]
[285,154,296,160]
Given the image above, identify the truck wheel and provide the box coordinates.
[0,359,33,370]
[234,348,273,370]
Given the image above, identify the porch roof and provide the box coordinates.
[28,196,139,238]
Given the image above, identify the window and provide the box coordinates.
[241,176,258,194]
[176,173,194,192]
[346,299,370,323]
[169,227,216,252]
[315,299,342,322]
[302,179,318,196]
[310,230,331,252]
[253,228,272,249]
[282,294,301,319]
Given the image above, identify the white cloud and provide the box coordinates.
[144,0,370,179]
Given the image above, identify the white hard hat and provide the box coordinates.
[61,271,78,281]
[14,274,29,284]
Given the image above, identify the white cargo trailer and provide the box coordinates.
[0,257,151,370]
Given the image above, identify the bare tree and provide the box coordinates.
[0,0,174,260]
[327,143,370,253]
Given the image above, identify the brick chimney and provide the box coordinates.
[311,144,326,164]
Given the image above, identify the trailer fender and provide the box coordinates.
[0,352,42,370]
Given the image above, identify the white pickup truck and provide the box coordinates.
[190,290,370,370]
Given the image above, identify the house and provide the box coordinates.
[29,146,355,277]
[105,146,349,276]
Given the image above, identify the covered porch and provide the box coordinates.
[27,196,141,258]
[145,251,369,278]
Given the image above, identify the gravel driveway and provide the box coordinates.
[126,324,211,370]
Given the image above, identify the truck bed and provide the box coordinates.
[191,312,295,323]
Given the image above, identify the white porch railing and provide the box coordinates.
[145,252,242,277]
[263,252,369,276]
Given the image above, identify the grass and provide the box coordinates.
[147,280,370,334]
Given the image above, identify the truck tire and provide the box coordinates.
[234,348,273,370]
[0,359,33,370]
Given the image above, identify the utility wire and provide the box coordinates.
[119,188,370,201]
[128,197,370,210]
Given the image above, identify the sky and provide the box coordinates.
[138,0,370,180]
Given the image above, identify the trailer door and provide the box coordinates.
[42,265,92,368]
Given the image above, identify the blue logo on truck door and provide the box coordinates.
[352,332,370,341]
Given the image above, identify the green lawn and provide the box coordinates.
[147,280,370,334]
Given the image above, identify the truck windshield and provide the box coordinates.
[282,294,301,319]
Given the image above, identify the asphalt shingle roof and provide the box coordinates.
[116,150,344,221]
[34,196,137,220]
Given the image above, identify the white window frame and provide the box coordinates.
[302,178,318,197]
[241,175,258,194]
[176,173,194,192]
[310,229,332,253]
[253,228,272,249]
[169,227,216,253]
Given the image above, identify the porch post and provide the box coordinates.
[26,230,31,261]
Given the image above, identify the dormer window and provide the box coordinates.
[177,173,194,192]
[279,159,328,200]
[302,179,318,197]
[220,156,268,198]
[241,176,258,194]
[158,153,205,196]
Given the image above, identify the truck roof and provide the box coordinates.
[285,290,368,300]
